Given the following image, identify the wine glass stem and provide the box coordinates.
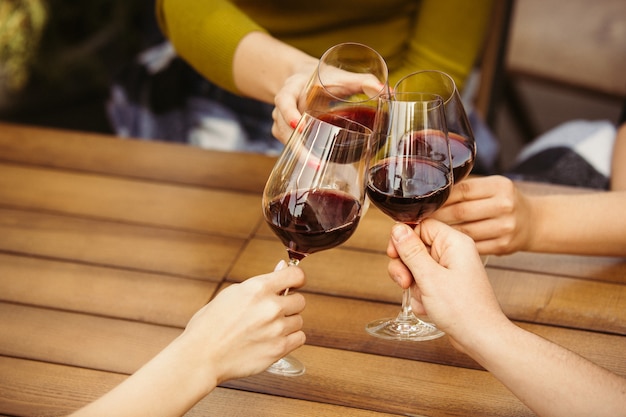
[282,258,300,296]
[399,288,413,319]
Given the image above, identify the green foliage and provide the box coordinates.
[0,0,47,91]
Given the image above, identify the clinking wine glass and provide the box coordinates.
[299,42,389,131]
[365,93,453,341]
[262,111,372,375]
[395,70,488,265]
[299,42,389,217]
[394,70,476,182]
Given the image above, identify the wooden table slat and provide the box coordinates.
[0,303,179,374]
[488,252,626,284]
[0,122,276,193]
[0,208,244,280]
[0,162,263,237]
[0,357,399,417]
[0,253,215,327]
[225,345,533,417]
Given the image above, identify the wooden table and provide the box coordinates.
[0,122,624,416]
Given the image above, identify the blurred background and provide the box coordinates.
[0,0,624,172]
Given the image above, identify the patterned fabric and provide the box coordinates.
[506,120,617,189]
[107,41,281,155]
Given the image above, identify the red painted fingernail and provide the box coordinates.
[289,119,298,129]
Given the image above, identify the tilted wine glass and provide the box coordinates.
[365,93,453,341]
[262,111,372,375]
[394,70,476,182]
[299,42,389,131]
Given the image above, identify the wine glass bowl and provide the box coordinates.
[299,42,389,130]
[262,111,372,374]
[365,92,453,341]
[394,70,476,182]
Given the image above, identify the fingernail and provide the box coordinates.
[289,119,298,129]
[274,260,287,271]
[391,223,410,243]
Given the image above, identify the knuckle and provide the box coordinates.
[456,180,473,197]
[492,236,515,255]
[450,203,468,221]
[497,195,515,214]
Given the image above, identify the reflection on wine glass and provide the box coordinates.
[299,42,389,130]
[365,93,453,341]
[394,70,476,182]
[262,111,371,375]
[394,70,487,266]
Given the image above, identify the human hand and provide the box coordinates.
[272,63,385,143]
[272,60,318,144]
[431,175,534,255]
[387,220,507,352]
[179,261,306,386]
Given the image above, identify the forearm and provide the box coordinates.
[610,123,626,191]
[156,0,268,95]
[527,192,626,256]
[70,336,214,417]
[467,322,626,417]
[233,31,318,104]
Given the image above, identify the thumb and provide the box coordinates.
[390,223,438,281]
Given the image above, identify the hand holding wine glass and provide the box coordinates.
[262,111,372,374]
[365,92,453,341]
[273,42,388,143]
[298,42,389,130]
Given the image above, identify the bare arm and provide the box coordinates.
[611,122,626,191]
[527,191,626,255]
[233,31,318,142]
[69,266,306,417]
[469,320,626,417]
[388,221,626,417]
[232,32,317,105]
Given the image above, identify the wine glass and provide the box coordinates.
[395,71,488,265]
[299,42,389,130]
[394,70,476,182]
[365,92,453,341]
[299,42,388,217]
[262,111,372,375]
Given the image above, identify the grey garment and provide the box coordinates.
[506,120,616,189]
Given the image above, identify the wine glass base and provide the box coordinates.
[366,316,444,341]
[265,355,305,377]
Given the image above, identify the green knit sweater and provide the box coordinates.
[156,0,493,95]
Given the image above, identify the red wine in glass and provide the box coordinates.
[311,107,384,164]
[325,106,377,130]
[367,157,451,225]
[265,188,362,261]
[449,132,476,182]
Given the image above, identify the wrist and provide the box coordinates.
[167,333,219,398]
[233,32,316,102]
[522,195,545,252]
[458,317,521,370]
